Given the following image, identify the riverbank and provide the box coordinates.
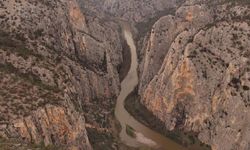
[124,88,211,150]
[117,34,131,81]
[85,102,140,150]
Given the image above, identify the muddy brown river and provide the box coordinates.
[114,23,186,150]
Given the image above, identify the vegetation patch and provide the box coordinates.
[0,30,44,60]
[0,137,61,150]
[227,0,250,4]
[126,125,136,138]
[34,29,44,38]
[86,128,115,150]
[0,63,59,93]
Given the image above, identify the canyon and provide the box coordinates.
[0,0,250,150]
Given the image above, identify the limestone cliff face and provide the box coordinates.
[0,0,124,149]
[5,105,91,150]
[139,1,250,150]
[102,0,179,23]
[82,0,183,24]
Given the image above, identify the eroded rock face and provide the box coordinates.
[139,1,250,150]
[3,105,92,150]
[0,0,124,149]
[82,0,183,24]
[102,0,179,23]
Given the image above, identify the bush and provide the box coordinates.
[126,125,136,138]
[34,28,44,38]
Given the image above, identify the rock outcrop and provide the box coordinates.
[81,0,181,23]
[139,0,250,150]
[102,0,179,23]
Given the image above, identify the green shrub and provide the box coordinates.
[34,29,44,38]
[126,125,136,138]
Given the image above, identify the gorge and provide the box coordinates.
[115,23,186,150]
[0,0,250,150]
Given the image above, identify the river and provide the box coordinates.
[114,23,186,150]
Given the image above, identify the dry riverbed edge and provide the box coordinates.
[124,88,211,150]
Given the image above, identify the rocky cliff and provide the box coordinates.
[138,0,250,150]
[0,0,124,149]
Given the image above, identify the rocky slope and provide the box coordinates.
[0,0,125,149]
[139,0,250,150]
[81,0,181,23]
[102,0,179,23]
